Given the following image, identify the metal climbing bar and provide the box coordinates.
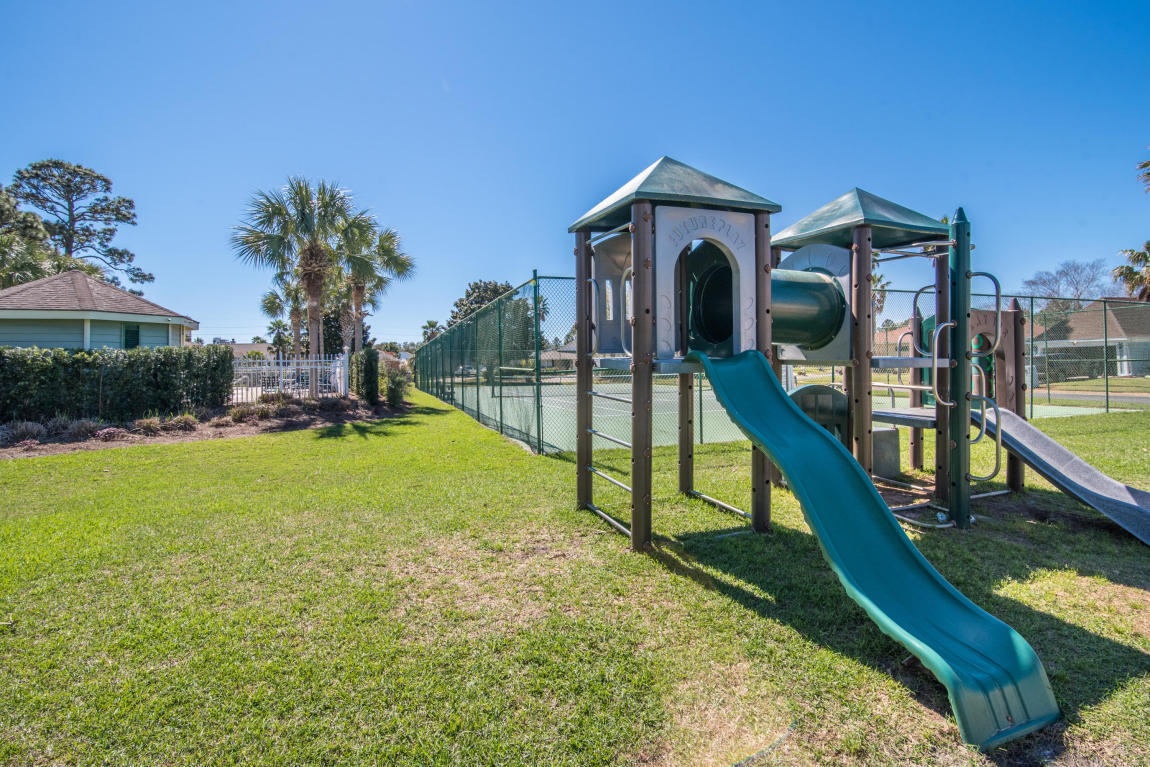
[873,475,933,493]
[968,395,1003,482]
[890,500,936,513]
[968,271,1002,357]
[585,503,631,537]
[970,367,989,445]
[687,490,750,521]
[910,284,937,356]
[875,240,955,255]
[588,390,631,404]
[587,428,631,448]
[932,321,957,407]
[588,465,631,493]
[620,266,633,357]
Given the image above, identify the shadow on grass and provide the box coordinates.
[652,509,1148,764]
[310,404,451,440]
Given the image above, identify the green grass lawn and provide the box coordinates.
[1046,376,1150,394]
[1,391,1148,766]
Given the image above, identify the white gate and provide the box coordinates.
[231,354,349,403]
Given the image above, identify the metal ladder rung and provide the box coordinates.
[588,466,631,493]
[585,503,631,537]
[588,390,631,404]
[587,428,631,448]
[687,490,750,521]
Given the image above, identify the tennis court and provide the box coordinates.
[442,368,1118,454]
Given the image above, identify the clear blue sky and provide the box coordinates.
[2,1,1147,343]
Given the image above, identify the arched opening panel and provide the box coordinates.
[677,239,739,358]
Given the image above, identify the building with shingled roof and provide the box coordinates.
[1031,298,1150,379]
[0,271,198,349]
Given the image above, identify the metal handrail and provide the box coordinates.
[931,321,957,407]
[968,395,1002,482]
[620,266,633,357]
[882,383,935,392]
[969,366,989,445]
[587,222,630,246]
[587,277,600,355]
[894,330,914,385]
[968,271,1002,358]
[911,284,936,355]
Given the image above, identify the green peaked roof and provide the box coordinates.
[569,156,781,232]
[772,188,949,250]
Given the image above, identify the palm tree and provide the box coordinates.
[871,269,892,317]
[339,226,415,352]
[260,273,306,359]
[1138,147,1149,192]
[324,271,356,354]
[232,178,369,382]
[422,320,442,341]
[1113,241,1150,301]
[266,319,291,359]
[0,235,50,288]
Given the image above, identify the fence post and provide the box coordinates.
[697,371,704,444]
[474,316,481,421]
[1044,316,1050,405]
[533,270,543,453]
[342,348,349,396]
[1029,296,1035,419]
[497,297,504,434]
[1103,299,1109,413]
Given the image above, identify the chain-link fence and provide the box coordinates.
[877,290,1150,418]
[415,275,1150,453]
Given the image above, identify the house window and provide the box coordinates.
[124,324,140,349]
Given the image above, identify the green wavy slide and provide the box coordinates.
[687,350,1060,749]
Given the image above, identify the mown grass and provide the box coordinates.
[1,392,1148,766]
[1045,376,1150,394]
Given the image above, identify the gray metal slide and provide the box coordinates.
[872,407,1150,546]
[978,409,1150,546]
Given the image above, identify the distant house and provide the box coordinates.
[226,342,275,359]
[1032,298,1150,379]
[379,350,402,370]
[0,271,198,350]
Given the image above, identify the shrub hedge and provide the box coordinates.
[0,345,233,422]
[350,348,380,405]
[384,367,410,407]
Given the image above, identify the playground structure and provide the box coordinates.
[567,157,1085,749]
[570,157,1034,542]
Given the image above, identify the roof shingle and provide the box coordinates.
[0,271,195,323]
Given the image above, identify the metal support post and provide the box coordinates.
[1006,297,1026,492]
[948,209,972,528]
[474,317,481,420]
[935,238,952,504]
[1029,296,1035,419]
[630,201,655,551]
[750,213,774,532]
[1103,299,1110,413]
[768,245,784,487]
[533,270,544,453]
[677,250,693,492]
[575,231,593,508]
[698,372,704,444]
[678,370,693,491]
[909,306,924,469]
[850,225,874,473]
[497,298,504,434]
